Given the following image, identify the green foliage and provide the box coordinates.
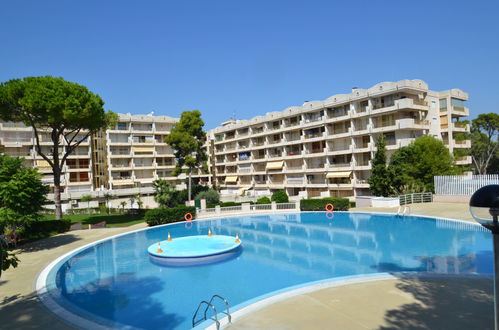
[195,189,220,205]
[136,194,143,209]
[21,220,71,242]
[271,190,289,203]
[81,195,92,203]
[453,132,470,142]
[120,201,127,211]
[300,198,350,211]
[0,155,48,276]
[367,134,392,196]
[166,110,208,176]
[144,206,196,226]
[0,76,117,220]
[169,185,209,206]
[471,113,499,174]
[0,156,48,221]
[256,196,271,204]
[388,135,456,193]
[219,202,242,207]
[153,179,176,208]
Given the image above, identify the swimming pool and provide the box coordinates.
[38,212,493,329]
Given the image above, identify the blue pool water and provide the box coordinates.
[44,212,493,329]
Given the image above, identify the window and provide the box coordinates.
[439,99,447,111]
[117,122,127,130]
[451,98,465,109]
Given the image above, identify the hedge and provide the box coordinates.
[20,219,72,242]
[144,206,196,226]
[271,190,289,203]
[300,198,350,211]
[256,196,271,204]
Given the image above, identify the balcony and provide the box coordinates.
[328,146,353,155]
[286,135,301,142]
[1,137,32,146]
[286,177,304,184]
[329,163,352,170]
[310,148,325,154]
[451,122,470,132]
[453,139,471,148]
[285,164,304,171]
[304,132,324,139]
[455,156,472,165]
[397,118,430,130]
[451,106,469,116]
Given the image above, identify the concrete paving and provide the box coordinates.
[0,203,489,329]
[352,201,475,222]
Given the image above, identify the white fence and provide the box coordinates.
[399,193,433,205]
[197,202,299,218]
[434,175,499,195]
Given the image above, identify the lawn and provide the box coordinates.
[42,213,146,228]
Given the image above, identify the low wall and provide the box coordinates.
[433,194,471,203]
[355,196,400,208]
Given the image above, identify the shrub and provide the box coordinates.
[20,219,71,242]
[271,190,289,203]
[219,202,241,207]
[195,189,220,205]
[300,198,350,211]
[145,206,196,226]
[256,196,271,204]
[349,201,356,208]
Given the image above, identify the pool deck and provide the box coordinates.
[0,202,492,329]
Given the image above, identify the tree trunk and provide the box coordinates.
[53,168,63,220]
[188,170,192,201]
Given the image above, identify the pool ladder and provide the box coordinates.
[397,205,411,217]
[192,294,231,329]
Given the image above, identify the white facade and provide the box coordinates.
[207,79,471,199]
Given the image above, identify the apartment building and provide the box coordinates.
[0,113,180,209]
[106,113,179,190]
[207,79,471,199]
[0,120,94,194]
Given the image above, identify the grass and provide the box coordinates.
[42,213,145,228]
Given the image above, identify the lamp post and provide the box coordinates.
[470,184,499,330]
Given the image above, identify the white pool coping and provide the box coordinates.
[35,211,488,329]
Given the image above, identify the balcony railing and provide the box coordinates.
[413,99,428,106]
[330,163,351,168]
[372,102,395,110]
[304,133,322,139]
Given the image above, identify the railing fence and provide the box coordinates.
[434,175,499,195]
[197,202,299,218]
[399,192,433,205]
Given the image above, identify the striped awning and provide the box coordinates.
[326,171,352,178]
[36,160,51,168]
[225,176,238,183]
[112,180,134,185]
[266,161,284,170]
[132,147,154,152]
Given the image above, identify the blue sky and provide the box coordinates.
[1,0,498,129]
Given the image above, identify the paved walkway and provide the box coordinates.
[352,201,475,222]
[0,203,491,329]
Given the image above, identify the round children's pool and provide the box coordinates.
[37,212,493,329]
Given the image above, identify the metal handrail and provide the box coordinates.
[206,294,231,323]
[192,301,220,329]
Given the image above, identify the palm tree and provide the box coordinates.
[120,201,127,213]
